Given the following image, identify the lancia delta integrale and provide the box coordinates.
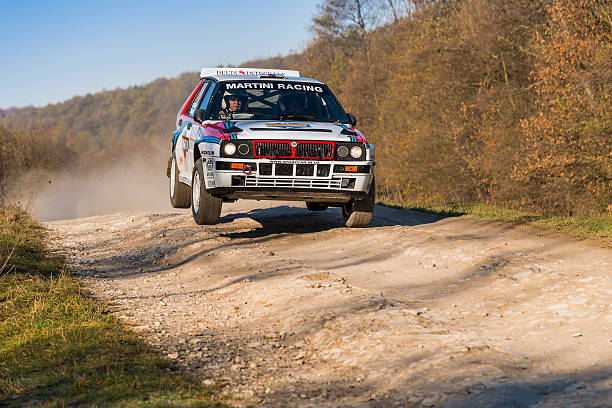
[167,68,375,227]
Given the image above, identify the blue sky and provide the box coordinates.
[0,0,320,108]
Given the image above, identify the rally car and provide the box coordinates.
[167,67,375,227]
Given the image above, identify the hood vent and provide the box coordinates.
[340,128,358,136]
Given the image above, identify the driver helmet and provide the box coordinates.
[223,92,247,112]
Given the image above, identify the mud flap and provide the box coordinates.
[166,156,172,178]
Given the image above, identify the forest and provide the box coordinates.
[1,0,610,215]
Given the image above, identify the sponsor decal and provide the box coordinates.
[270,160,319,164]
[265,122,311,129]
[202,150,214,156]
[201,68,300,77]
[225,82,323,92]
[278,83,323,92]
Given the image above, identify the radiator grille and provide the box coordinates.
[253,141,334,159]
[295,143,333,159]
[254,142,291,158]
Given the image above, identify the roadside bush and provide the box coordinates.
[0,126,76,207]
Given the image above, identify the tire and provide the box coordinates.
[169,151,191,208]
[342,176,375,228]
[306,202,328,211]
[191,158,222,225]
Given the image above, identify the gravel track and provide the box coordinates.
[46,201,612,407]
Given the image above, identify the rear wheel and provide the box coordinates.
[169,151,191,208]
[342,177,375,228]
[191,158,222,225]
[306,202,328,211]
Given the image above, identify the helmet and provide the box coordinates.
[223,93,247,112]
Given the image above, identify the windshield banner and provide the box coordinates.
[225,82,324,92]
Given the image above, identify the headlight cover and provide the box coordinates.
[224,143,237,156]
[350,145,363,159]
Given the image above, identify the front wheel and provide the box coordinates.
[191,158,222,225]
[342,176,375,228]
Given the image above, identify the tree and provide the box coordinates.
[312,0,382,39]
[514,0,612,214]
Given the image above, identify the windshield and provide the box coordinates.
[206,81,350,123]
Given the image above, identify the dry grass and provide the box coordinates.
[378,198,612,246]
[0,207,225,407]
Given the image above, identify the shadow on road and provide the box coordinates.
[219,203,453,239]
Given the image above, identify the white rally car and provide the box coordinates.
[167,68,375,227]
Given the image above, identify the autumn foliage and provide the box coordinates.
[514,0,612,215]
[300,0,611,215]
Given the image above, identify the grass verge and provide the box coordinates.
[0,207,225,407]
[378,199,612,246]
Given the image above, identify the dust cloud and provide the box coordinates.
[28,153,175,222]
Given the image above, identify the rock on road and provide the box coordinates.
[46,201,612,407]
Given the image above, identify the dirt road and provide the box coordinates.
[46,201,612,407]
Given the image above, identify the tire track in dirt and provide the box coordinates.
[46,202,612,407]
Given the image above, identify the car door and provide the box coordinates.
[179,81,210,182]
[186,80,217,168]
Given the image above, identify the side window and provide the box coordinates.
[199,82,218,118]
[188,81,210,117]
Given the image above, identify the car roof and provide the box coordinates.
[203,74,325,85]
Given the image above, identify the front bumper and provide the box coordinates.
[204,158,373,203]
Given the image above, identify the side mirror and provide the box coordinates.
[347,113,357,127]
[194,108,205,123]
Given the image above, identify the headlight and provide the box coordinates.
[350,146,363,159]
[337,145,348,158]
[237,143,249,155]
[224,143,236,156]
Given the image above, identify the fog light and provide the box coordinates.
[224,143,236,156]
[238,143,249,155]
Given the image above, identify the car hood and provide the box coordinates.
[225,120,364,142]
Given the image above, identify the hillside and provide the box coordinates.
[1,0,610,215]
[1,73,198,158]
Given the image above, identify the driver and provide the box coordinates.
[219,94,245,119]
